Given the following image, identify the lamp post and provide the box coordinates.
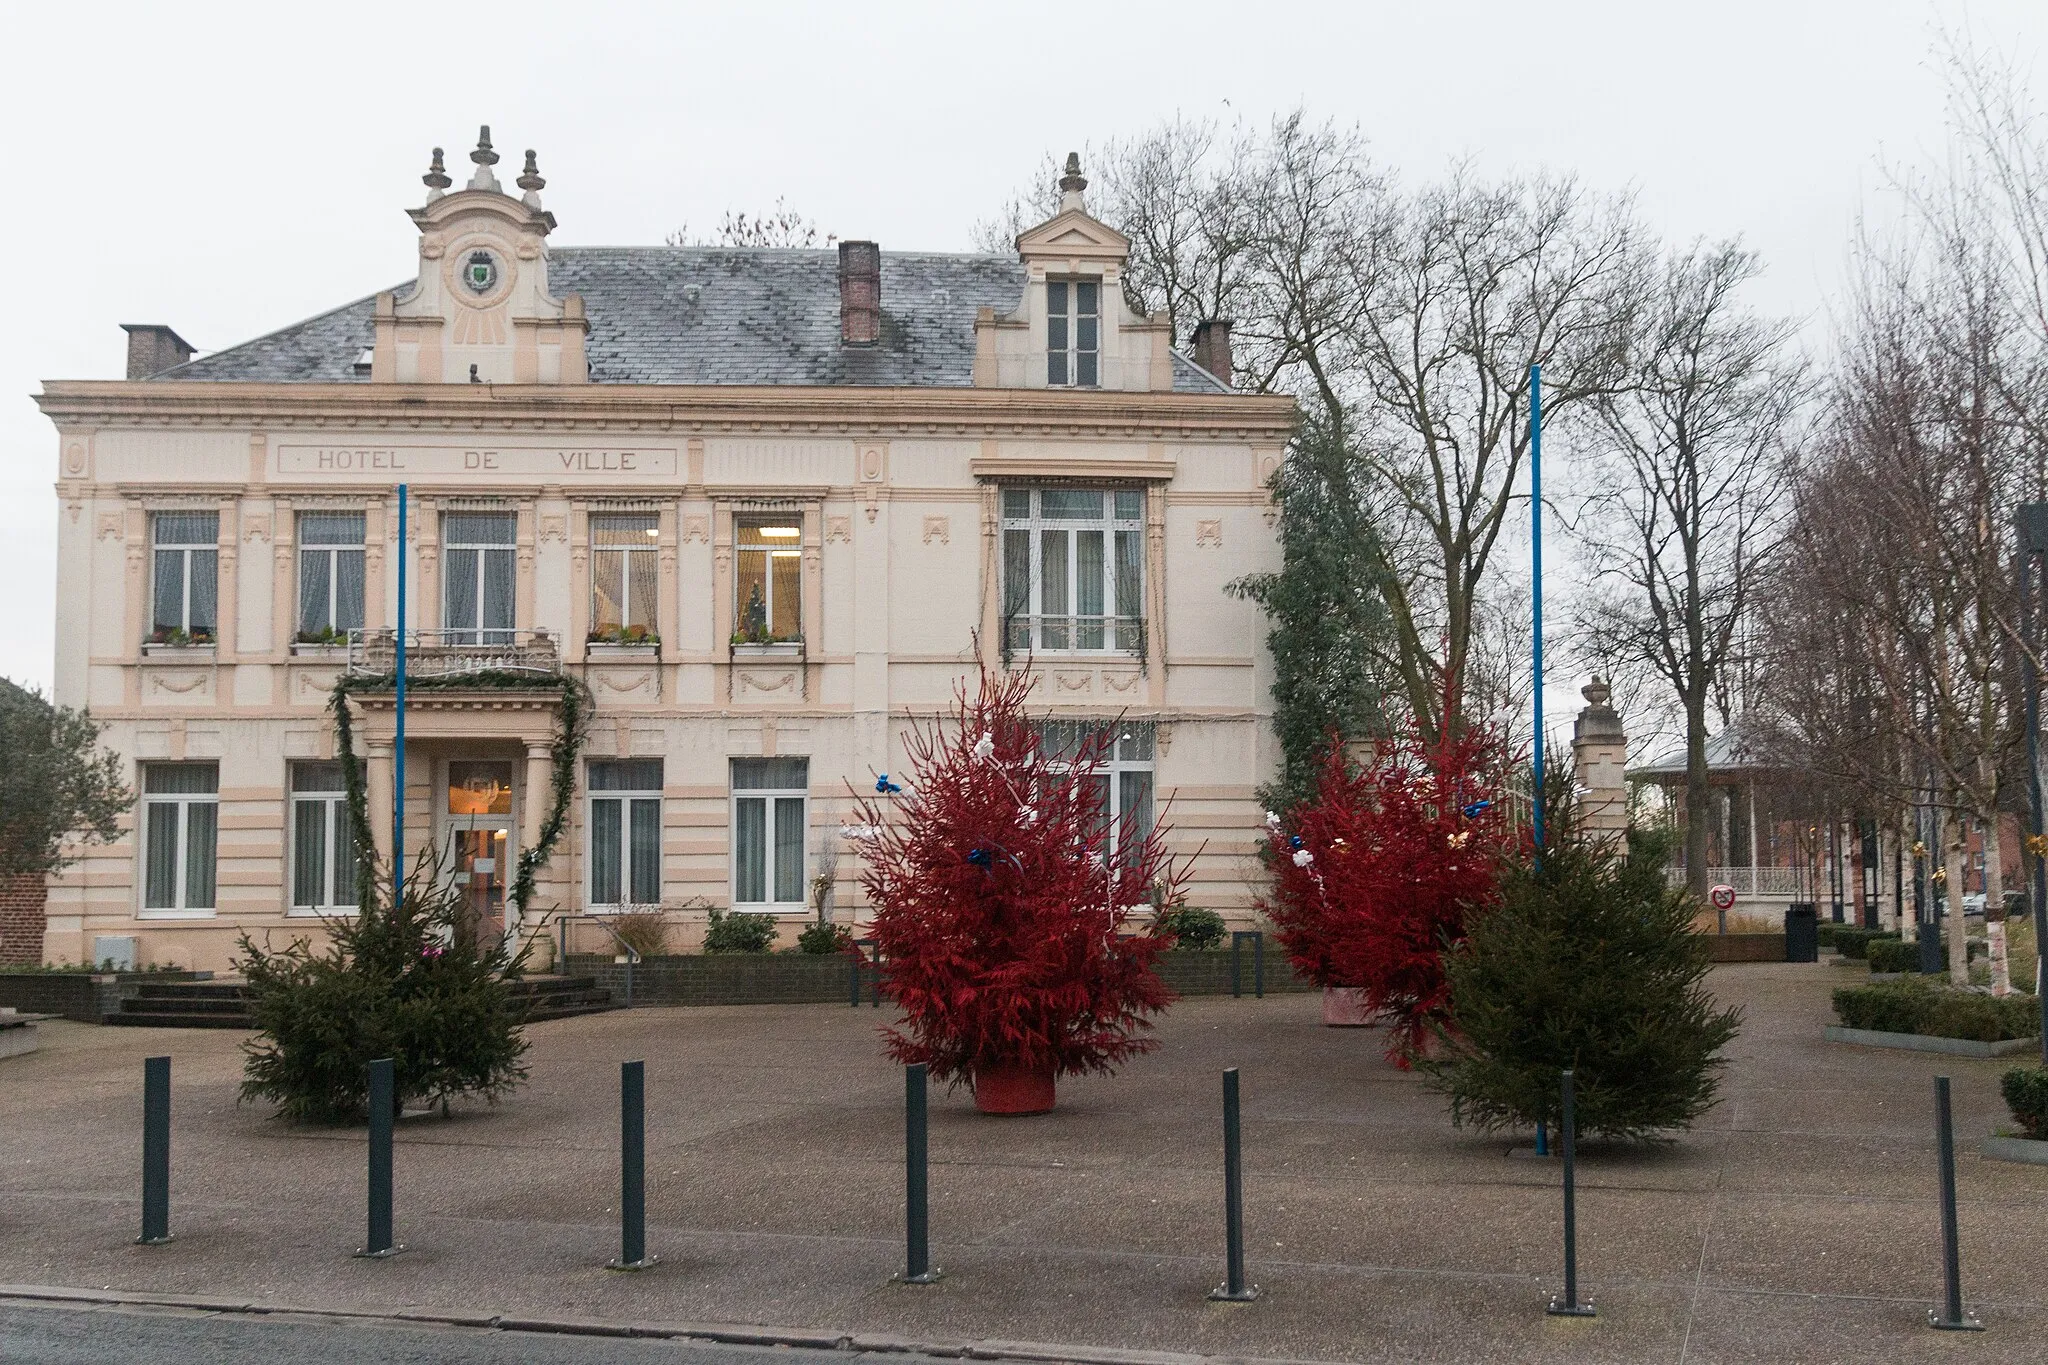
[2012,505,2048,1062]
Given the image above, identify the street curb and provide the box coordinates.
[1822,1026,2036,1057]
[0,1284,1311,1365]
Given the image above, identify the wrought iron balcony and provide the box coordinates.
[346,628,562,681]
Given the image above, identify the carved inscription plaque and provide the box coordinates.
[275,442,679,481]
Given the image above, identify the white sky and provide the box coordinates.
[2,0,2041,716]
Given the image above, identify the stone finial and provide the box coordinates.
[1057,151,1088,213]
[422,147,452,201]
[1582,676,1611,708]
[517,149,546,209]
[467,124,502,192]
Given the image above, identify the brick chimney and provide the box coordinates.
[121,324,196,379]
[1190,318,1232,387]
[838,241,880,346]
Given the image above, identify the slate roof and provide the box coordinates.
[1632,726,1778,779]
[160,246,1231,393]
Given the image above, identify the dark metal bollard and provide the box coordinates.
[1928,1076,1982,1330]
[354,1058,404,1257]
[138,1055,172,1245]
[1545,1069,1594,1317]
[608,1060,656,1270]
[1209,1067,1260,1301]
[854,938,881,1008]
[849,948,863,1007]
[1229,931,1265,999]
[898,1063,941,1283]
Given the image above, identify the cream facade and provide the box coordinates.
[32,133,1295,972]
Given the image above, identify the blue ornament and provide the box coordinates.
[1462,799,1492,818]
[1290,835,1304,850]
[875,773,902,795]
[966,847,994,869]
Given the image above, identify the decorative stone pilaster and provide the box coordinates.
[1571,677,1628,842]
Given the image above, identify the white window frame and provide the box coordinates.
[1046,278,1100,388]
[150,512,219,641]
[1038,721,1155,867]
[730,758,809,911]
[288,763,358,916]
[297,511,366,640]
[589,513,660,637]
[138,763,219,919]
[733,517,804,645]
[588,760,664,909]
[1001,487,1145,654]
[442,512,517,645]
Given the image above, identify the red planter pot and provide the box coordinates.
[973,1063,1057,1115]
[1322,985,1371,1027]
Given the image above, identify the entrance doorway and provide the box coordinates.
[444,760,515,946]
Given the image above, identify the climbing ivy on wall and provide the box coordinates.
[327,672,590,917]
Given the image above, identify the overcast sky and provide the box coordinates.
[2,0,2042,706]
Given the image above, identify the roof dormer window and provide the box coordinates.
[1047,279,1099,387]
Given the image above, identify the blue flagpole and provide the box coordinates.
[1530,366,1544,854]
[394,484,407,900]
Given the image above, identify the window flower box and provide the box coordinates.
[290,642,349,659]
[731,639,803,660]
[141,642,216,660]
[588,642,661,660]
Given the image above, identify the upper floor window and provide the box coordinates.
[735,518,802,645]
[590,513,659,642]
[290,762,358,914]
[150,512,218,644]
[589,759,663,908]
[731,757,807,908]
[298,512,365,644]
[1001,488,1144,654]
[1039,721,1156,868]
[443,513,515,645]
[1047,279,1099,387]
[141,763,217,915]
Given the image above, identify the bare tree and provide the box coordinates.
[1574,241,1805,897]
[668,198,835,249]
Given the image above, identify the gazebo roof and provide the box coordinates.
[1629,723,1778,782]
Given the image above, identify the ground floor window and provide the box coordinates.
[732,757,807,907]
[141,763,218,914]
[1039,720,1155,866]
[589,759,663,908]
[290,762,357,913]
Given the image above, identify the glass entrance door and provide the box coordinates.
[444,761,515,946]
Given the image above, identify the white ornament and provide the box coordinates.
[1265,810,1282,829]
[839,824,883,843]
[972,733,995,762]
[1292,848,1315,868]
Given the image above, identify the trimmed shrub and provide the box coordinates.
[1866,938,1922,974]
[238,866,529,1124]
[1160,906,1228,951]
[796,920,853,955]
[702,906,778,954]
[1831,980,2041,1042]
[2002,1067,2048,1140]
[1832,927,1897,960]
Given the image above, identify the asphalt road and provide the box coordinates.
[0,1302,960,1365]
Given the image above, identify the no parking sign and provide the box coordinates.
[1709,884,1737,912]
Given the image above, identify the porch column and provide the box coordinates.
[365,738,394,867]
[523,740,556,912]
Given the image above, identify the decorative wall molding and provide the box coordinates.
[921,515,950,546]
[1195,519,1222,548]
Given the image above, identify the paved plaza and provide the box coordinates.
[1,962,2043,1363]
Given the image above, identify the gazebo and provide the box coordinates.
[1630,725,1822,911]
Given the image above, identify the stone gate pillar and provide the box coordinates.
[1572,677,1628,842]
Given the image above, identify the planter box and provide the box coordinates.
[289,643,348,659]
[1704,933,1786,963]
[1823,1025,2037,1057]
[141,644,216,660]
[586,643,660,660]
[0,971,209,1023]
[1981,1135,2048,1166]
[566,947,1313,1008]
[0,1017,40,1060]
[731,641,803,660]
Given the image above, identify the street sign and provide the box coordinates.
[1710,884,1737,912]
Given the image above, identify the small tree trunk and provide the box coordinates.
[1983,815,2010,997]
[1684,693,1711,902]
[1943,817,1970,987]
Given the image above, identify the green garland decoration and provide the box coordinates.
[327,671,590,917]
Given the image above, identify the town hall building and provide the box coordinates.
[30,129,1295,972]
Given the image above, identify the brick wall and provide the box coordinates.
[0,873,46,967]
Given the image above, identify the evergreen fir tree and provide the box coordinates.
[1423,769,1742,1140]
[851,668,1178,1088]
[1229,415,1393,812]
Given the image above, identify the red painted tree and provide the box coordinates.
[1262,720,1514,1064]
[849,669,1181,1110]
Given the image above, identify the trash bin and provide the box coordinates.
[1784,903,1819,963]
[1917,919,1943,974]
